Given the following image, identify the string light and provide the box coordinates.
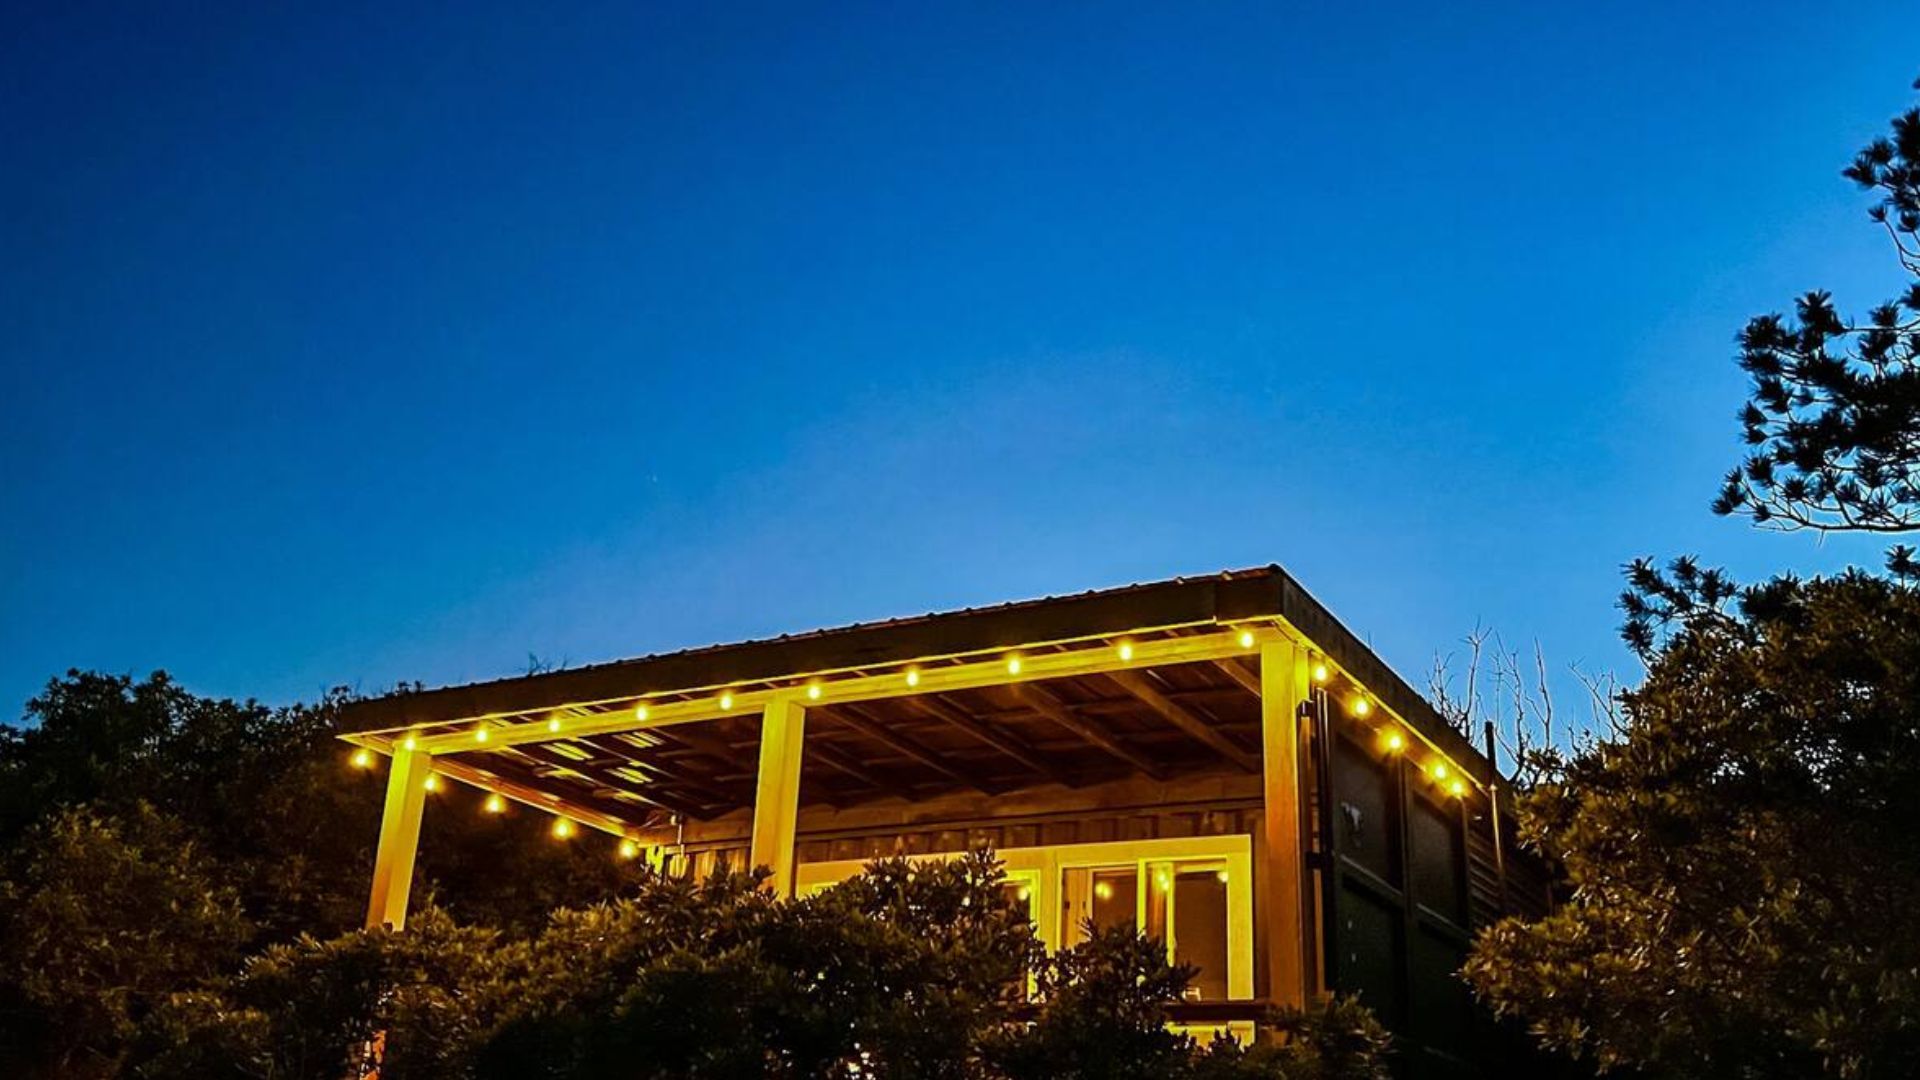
[718,690,734,711]
[484,793,506,814]
[1006,655,1022,675]
[1430,762,1450,782]
[1093,881,1114,901]
[1383,730,1405,753]
[634,704,649,722]
[546,717,562,734]
[350,748,374,769]
[1351,698,1371,718]
[806,681,823,700]
[1312,663,1329,683]
[905,667,921,687]
[1116,640,1135,661]
[1238,629,1256,648]
[401,733,418,751]
[474,726,489,743]
[551,818,575,840]
[1448,778,1467,798]
[618,838,641,860]
[424,774,442,793]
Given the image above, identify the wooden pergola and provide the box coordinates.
[338,566,1498,1011]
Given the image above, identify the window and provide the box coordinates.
[796,835,1254,1001]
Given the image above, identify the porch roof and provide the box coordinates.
[337,566,1494,836]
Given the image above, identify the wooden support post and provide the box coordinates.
[365,747,432,931]
[1258,639,1310,1009]
[749,698,807,896]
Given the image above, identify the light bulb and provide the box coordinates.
[1384,731,1405,753]
[618,838,641,860]
[1006,655,1022,675]
[1117,641,1134,661]
[1449,779,1467,798]
[350,748,374,769]
[401,734,418,751]
[484,793,506,814]
[635,704,649,722]
[807,682,822,700]
[424,774,441,793]
[551,818,574,840]
[547,717,562,733]
[1312,663,1329,683]
[1238,629,1256,648]
[1352,698,1371,717]
[719,691,734,711]
[905,667,921,687]
[1431,762,1449,782]
[474,727,489,743]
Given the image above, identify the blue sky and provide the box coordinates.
[2,3,1912,729]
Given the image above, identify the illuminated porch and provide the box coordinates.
[338,567,1508,1023]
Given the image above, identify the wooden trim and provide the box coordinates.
[749,699,807,896]
[1258,640,1310,1009]
[365,748,431,930]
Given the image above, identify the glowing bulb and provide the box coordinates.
[1431,762,1449,782]
[806,682,822,700]
[1382,730,1405,753]
[1117,640,1134,661]
[1006,655,1022,675]
[618,838,641,860]
[634,704,649,722]
[424,774,442,793]
[1216,869,1230,884]
[1351,698,1371,717]
[719,691,734,711]
[401,733,418,751]
[1449,779,1467,798]
[547,717,562,733]
[1155,873,1171,891]
[484,793,506,814]
[551,818,575,840]
[1016,885,1031,902]
[474,726,489,743]
[1238,629,1256,648]
[350,748,374,769]
[1093,881,1114,901]
[1312,663,1329,683]
[905,667,921,687]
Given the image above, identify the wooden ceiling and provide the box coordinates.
[449,652,1268,830]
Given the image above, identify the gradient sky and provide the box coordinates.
[3,3,1913,729]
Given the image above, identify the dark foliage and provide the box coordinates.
[1714,78,1920,551]
[1468,571,1920,1077]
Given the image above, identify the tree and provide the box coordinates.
[1712,78,1920,559]
[0,804,251,1078]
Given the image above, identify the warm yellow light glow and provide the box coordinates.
[423,774,442,793]
[1431,762,1449,782]
[1351,698,1371,717]
[1312,663,1329,683]
[1238,629,1256,648]
[719,691,735,710]
[1006,655,1022,675]
[1015,885,1031,902]
[1093,881,1113,901]
[547,717,562,733]
[806,682,823,700]
[635,704,649,722]
[1449,779,1467,798]
[1383,730,1406,753]
[1155,873,1171,891]
[474,726,489,743]
[1116,640,1135,661]
[905,667,921,687]
[350,748,374,769]
[618,838,641,860]
[484,793,506,814]
[401,733,418,751]
[551,818,575,840]
[1216,869,1230,884]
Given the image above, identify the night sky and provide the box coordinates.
[3,3,1911,725]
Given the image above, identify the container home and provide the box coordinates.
[339,567,1548,1076]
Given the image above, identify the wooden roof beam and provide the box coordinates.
[1106,670,1259,772]
[819,703,1002,794]
[1008,682,1167,780]
[1212,658,1262,698]
[512,743,712,819]
[906,695,1074,787]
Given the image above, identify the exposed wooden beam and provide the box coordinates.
[513,743,710,819]
[365,747,431,930]
[1106,670,1259,772]
[803,739,891,791]
[574,734,749,806]
[1008,682,1167,780]
[905,695,1073,786]
[1212,658,1262,698]
[820,703,1001,794]
[429,755,643,838]
[750,699,807,896]
[405,626,1278,754]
